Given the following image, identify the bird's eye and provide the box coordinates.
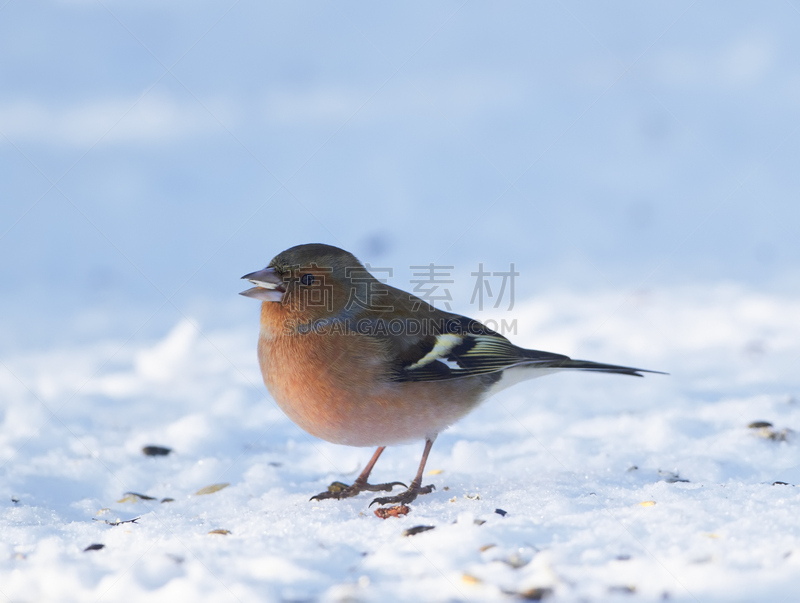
[300,273,315,286]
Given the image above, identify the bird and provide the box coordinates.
[241,243,662,506]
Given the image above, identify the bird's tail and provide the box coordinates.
[523,355,665,378]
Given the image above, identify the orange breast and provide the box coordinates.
[256,306,486,446]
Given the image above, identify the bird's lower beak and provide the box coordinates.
[240,267,286,302]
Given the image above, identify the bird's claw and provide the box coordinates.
[369,484,436,507]
[310,480,406,501]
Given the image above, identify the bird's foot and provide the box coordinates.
[369,483,435,506]
[310,479,406,501]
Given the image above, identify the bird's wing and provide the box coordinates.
[380,315,570,382]
[349,282,661,382]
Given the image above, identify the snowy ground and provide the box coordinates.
[2,284,800,602]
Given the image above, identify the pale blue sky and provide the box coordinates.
[2,1,799,350]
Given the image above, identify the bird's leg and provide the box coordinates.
[310,446,406,501]
[370,437,437,506]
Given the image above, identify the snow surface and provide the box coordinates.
[2,284,800,602]
[3,2,799,601]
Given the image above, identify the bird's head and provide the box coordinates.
[241,243,374,320]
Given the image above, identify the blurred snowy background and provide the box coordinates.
[2,1,800,601]
[2,0,799,350]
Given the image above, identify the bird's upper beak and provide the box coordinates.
[240,267,286,302]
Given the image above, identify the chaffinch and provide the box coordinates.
[241,243,661,506]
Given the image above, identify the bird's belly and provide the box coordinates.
[265,374,487,447]
[258,329,492,446]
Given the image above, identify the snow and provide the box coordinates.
[3,2,800,600]
[2,285,799,602]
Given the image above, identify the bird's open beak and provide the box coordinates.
[240,267,286,302]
